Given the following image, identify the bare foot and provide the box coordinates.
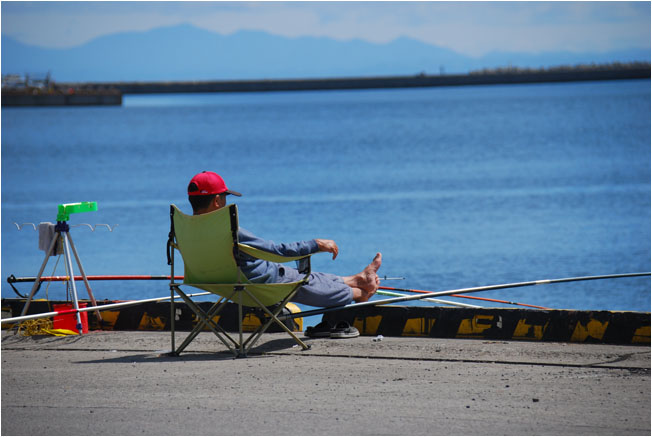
[345,253,382,302]
[361,252,382,290]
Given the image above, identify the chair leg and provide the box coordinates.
[189,296,240,348]
[176,299,238,354]
[170,285,176,355]
[237,290,245,358]
[242,289,310,355]
[172,286,240,357]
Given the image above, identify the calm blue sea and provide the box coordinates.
[2,80,650,323]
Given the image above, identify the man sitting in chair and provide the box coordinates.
[187,171,382,307]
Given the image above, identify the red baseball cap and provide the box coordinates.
[187,171,242,197]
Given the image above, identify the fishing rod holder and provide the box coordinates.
[18,201,105,333]
[14,223,119,231]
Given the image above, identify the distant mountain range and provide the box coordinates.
[2,24,650,82]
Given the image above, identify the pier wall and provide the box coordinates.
[323,305,651,345]
[2,93,122,107]
[2,298,649,345]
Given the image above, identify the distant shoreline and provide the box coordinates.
[69,65,650,95]
[2,64,649,106]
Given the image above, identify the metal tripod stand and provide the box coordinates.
[20,202,103,332]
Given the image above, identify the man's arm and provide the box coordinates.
[238,228,339,260]
[238,228,316,256]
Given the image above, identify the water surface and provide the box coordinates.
[2,80,650,316]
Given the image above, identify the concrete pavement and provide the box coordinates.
[1,330,650,435]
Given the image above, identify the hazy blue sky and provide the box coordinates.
[2,1,650,56]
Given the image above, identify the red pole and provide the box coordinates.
[9,275,183,283]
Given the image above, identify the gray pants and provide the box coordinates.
[276,265,353,307]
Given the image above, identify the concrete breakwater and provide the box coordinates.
[68,66,650,95]
[4,65,649,106]
[2,91,122,107]
[4,66,649,106]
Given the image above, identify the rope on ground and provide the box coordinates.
[17,318,53,336]
[16,318,78,337]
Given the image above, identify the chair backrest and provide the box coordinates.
[171,204,241,285]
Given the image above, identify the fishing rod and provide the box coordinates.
[2,287,480,326]
[376,289,481,308]
[278,272,651,320]
[378,273,651,309]
[7,274,404,283]
[379,286,551,309]
[379,272,652,309]
[7,274,183,283]
[2,275,550,311]
[7,275,476,308]
[6,274,184,298]
[3,275,476,325]
[6,274,405,299]
[1,291,212,325]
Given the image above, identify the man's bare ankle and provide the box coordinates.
[351,287,365,302]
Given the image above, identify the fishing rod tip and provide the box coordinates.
[380,276,406,281]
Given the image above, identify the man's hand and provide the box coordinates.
[315,239,339,260]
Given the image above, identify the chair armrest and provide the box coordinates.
[238,243,318,263]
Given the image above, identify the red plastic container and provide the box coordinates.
[53,303,88,334]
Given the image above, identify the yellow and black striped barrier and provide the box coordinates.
[322,306,650,345]
[3,298,649,345]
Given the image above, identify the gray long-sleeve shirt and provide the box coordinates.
[237,227,319,283]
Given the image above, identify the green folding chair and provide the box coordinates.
[166,203,316,357]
